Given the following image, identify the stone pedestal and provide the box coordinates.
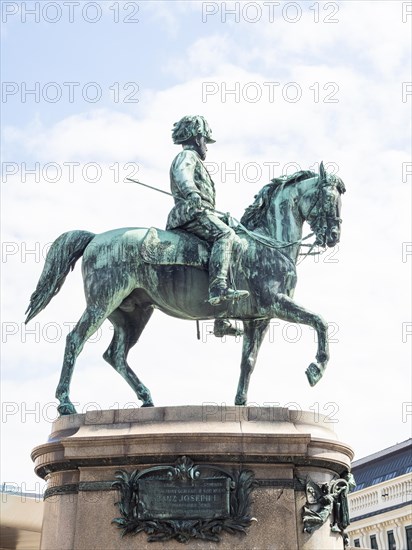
[32,406,353,550]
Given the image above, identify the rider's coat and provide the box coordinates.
[166,149,216,230]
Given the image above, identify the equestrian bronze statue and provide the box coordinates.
[25,116,346,415]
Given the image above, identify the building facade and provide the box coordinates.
[348,439,412,550]
[0,486,43,550]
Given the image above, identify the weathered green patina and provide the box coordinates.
[25,161,345,415]
[301,472,356,546]
[167,115,249,307]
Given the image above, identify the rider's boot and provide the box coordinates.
[214,319,244,337]
[207,237,249,306]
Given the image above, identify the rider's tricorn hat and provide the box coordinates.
[172,115,216,144]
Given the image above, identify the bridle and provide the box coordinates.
[304,174,343,248]
[234,173,342,256]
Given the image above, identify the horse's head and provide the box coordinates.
[302,162,346,248]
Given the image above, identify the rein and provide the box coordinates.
[232,217,315,251]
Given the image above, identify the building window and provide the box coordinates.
[370,534,378,549]
[387,530,396,550]
[354,539,360,548]
[406,525,412,550]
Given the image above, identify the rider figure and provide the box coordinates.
[166,115,249,332]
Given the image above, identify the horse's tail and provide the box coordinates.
[25,230,95,324]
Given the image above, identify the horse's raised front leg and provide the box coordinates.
[273,293,329,386]
[235,319,270,406]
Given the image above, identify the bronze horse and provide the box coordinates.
[25,162,345,415]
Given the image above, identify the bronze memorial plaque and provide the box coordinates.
[112,456,256,543]
[138,477,230,519]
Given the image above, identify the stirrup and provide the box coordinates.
[208,287,249,306]
[214,319,244,338]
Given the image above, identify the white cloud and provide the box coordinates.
[162,35,234,78]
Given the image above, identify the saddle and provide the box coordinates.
[140,227,210,269]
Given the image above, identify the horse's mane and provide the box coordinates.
[241,170,316,230]
[327,173,346,195]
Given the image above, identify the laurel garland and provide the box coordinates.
[112,459,256,543]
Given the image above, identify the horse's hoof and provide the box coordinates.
[306,363,323,387]
[141,401,154,408]
[235,396,246,406]
[57,402,77,416]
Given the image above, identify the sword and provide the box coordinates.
[126,177,173,197]
[127,177,228,218]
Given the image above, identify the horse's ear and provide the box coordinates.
[319,161,326,180]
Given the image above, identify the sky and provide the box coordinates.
[1,0,411,494]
